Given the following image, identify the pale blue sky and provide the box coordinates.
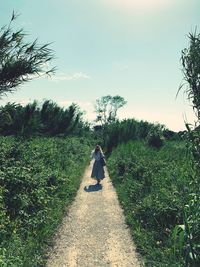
[1,0,200,131]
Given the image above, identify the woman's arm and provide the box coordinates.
[90,150,94,159]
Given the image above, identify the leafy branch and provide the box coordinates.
[0,12,56,97]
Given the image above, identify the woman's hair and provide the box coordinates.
[94,145,102,154]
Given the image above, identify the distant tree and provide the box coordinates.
[0,12,55,97]
[95,95,127,124]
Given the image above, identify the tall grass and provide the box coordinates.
[175,30,200,266]
[172,130,200,266]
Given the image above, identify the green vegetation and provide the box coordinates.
[0,136,91,266]
[173,30,200,266]
[97,118,178,153]
[107,140,199,266]
[0,100,90,137]
[0,107,198,267]
[0,12,55,97]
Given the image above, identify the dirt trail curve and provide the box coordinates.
[46,162,143,267]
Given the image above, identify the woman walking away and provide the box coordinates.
[91,145,105,185]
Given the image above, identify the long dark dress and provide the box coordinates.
[91,151,105,180]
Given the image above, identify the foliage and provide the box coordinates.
[179,30,200,119]
[99,119,169,153]
[171,127,200,266]
[0,136,91,266]
[107,140,194,266]
[0,12,55,97]
[146,126,164,149]
[172,195,200,267]
[94,95,127,124]
[175,30,200,266]
[163,129,179,140]
[0,100,90,136]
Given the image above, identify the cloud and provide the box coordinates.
[51,72,91,82]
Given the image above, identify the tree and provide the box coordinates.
[95,95,127,124]
[0,12,55,97]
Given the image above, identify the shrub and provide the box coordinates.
[107,140,190,266]
[146,129,164,148]
[0,136,92,266]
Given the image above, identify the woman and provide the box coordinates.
[91,145,105,184]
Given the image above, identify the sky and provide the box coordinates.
[1,0,200,131]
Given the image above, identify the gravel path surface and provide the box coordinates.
[46,162,143,267]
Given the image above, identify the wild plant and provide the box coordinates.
[173,30,200,266]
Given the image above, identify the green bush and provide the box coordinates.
[146,128,164,148]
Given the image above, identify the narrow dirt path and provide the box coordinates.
[46,162,143,267]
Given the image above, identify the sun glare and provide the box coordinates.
[103,0,172,10]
